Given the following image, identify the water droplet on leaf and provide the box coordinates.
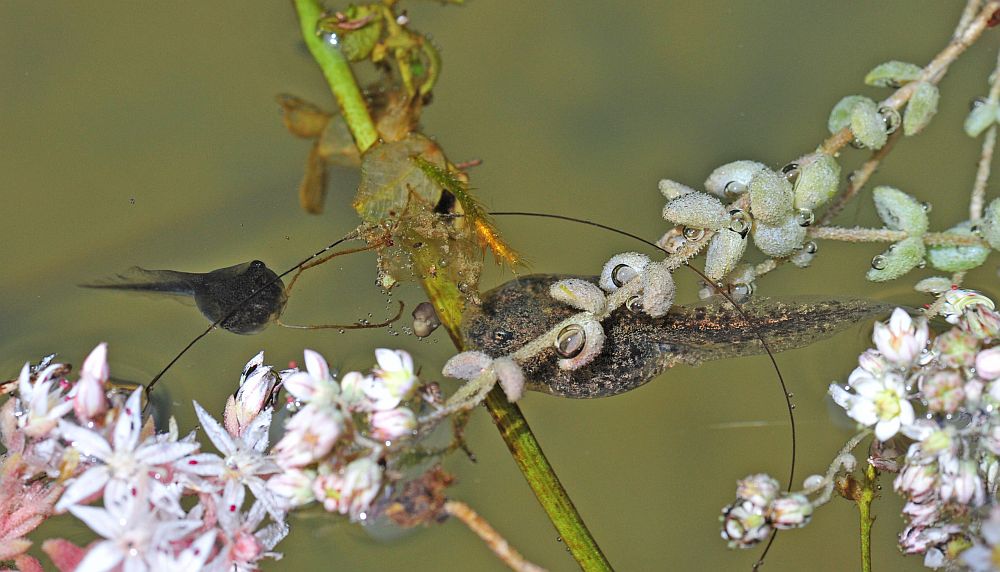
[555,324,586,359]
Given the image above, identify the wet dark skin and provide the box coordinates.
[464,274,891,398]
[81,260,287,335]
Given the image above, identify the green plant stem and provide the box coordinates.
[292,2,611,568]
[294,0,378,152]
[808,226,988,247]
[857,462,877,572]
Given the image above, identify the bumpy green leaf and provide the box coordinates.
[965,100,998,137]
[982,198,1000,250]
[850,97,888,149]
[657,179,696,201]
[661,192,728,229]
[914,276,953,295]
[903,82,939,136]
[703,160,766,197]
[354,134,445,222]
[866,236,925,282]
[748,168,793,225]
[872,186,928,235]
[792,153,840,211]
[704,229,747,282]
[927,221,989,272]
[828,95,869,134]
[864,61,923,87]
[752,215,807,258]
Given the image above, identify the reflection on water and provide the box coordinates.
[1,1,982,570]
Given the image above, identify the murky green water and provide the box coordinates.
[3,2,996,570]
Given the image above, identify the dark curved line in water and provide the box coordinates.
[146,232,358,394]
[489,209,795,567]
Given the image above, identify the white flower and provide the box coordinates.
[365,349,417,410]
[272,404,345,468]
[282,349,339,406]
[976,347,1000,380]
[938,458,985,507]
[224,351,280,437]
[186,402,283,519]
[828,372,914,441]
[370,407,416,442]
[16,362,73,438]
[69,487,201,572]
[56,388,199,514]
[70,343,109,422]
[872,308,928,367]
[208,484,287,572]
[151,529,216,572]
[266,468,316,509]
[313,456,383,521]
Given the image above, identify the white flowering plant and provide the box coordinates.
[0,344,483,572]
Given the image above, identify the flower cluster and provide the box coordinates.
[720,474,814,549]
[268,348,426,520]
[824,295,1000,566]
[718,290,1000,569]
[0,344,441,571]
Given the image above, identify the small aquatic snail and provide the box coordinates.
[81,261,287,335]
[463,274,889,398]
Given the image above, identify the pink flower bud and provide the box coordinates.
[370,407,416,441]
[73,343,109,421]
[976,347,1000,380]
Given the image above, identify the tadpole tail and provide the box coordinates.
[145,229,362,396]
[489,210,796,568]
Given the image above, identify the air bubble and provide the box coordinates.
[724,180,748,196]
[555,324,586,359]
[850,138,865,149]
[731,282,754,302]
[971,96,989,110]
[795,208,815,227]
[780,162,800,185]
[871,255,887,270]
[917,259,927,269]
[625,295,643,314]
[682,226,705,241]
[611,264,639,287]
[728,209,752,238]
[878,106,901,134]
[920,201,932,213]
[804,241,818,254]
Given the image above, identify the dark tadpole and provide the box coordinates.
[81,260,287,335]
[463,274,891,398]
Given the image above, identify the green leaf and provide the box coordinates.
[828,95,869,134]
[866,236,925,282]
[792,152,840,211]
[661,192,729,229]
[902,82,939,136]
[850,97,887,149]
[872,186,928,234]
[982,198,1000,250]
[752,214,807,258]
[864,60,923,87]
[353,134,445,222]
[321,5,384,62]
[964,100,998,137]
[748,168,794,225]
[927,221,990,272]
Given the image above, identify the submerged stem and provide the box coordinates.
[293,0,379,152]
[858,462,878,572]
[291,2,610,568]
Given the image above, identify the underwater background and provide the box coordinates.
[2,2,997,570]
